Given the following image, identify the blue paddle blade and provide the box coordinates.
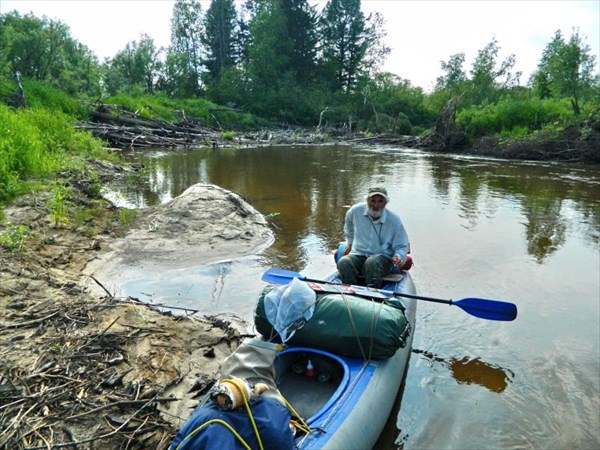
[261,268,303,285]
[454,298,518,321]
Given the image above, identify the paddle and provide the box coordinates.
[262,269,518,322]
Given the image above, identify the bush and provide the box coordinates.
[0,104,109,203]
[221,131,236,140]
[457,98,573,137]
[396,113,413,135]
[0,104,47,200]
[500,125,529,138]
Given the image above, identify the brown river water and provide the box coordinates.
[104,144,599,449]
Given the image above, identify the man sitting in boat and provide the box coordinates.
[337,187,409,288]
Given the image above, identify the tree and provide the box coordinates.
[166,0,205,97]
[530,29,598,115]
[530,31,563,100]
[103,34,161,95]
[436,53,467,91]
[360,11,390,78]
[235,0,257,74]
[469,37,519,105]
[202,0,238,82]
[0,11,100,95]
[280,0,319,85]
[247,0,290,90]
[319,0,381,93]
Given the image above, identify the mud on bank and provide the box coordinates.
[0,163,273,449]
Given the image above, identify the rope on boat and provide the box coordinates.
[367,296,385,361]
[340,291,369,361]
[310,292,387,433]
[281,397,311,435]
[174,419,254,450]
[174,378,265,450]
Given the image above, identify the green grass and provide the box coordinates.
[0,77,86,117]
[0,102,114,205]
[0,224,29,254]
[49,182,71,227]
[118,208,137,227]
[104,93,258,129]
[221,131,236,140]
[457,98,573,138]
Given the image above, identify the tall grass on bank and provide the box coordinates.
[105,93,259,129]
[0,78,86,118]
[0,104,106,203]
[457,98,573,138]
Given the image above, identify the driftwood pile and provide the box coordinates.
[0,294,226,449]
[78,103,425,151]
[350,133,422,147]
[78,104,223,149]
[1,298,167,449]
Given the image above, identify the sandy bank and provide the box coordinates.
[0,173,274,449]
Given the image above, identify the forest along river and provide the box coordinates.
[103,145,599,449]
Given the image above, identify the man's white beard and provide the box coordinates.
[368,208,382,219]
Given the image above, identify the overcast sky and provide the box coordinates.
[2,0,599,91]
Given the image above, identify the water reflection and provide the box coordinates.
[424,156,599,262]
[106,147,599,268]
[413,349,515,393]
[522,197,567,263]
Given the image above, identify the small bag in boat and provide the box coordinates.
[255,291,411,360]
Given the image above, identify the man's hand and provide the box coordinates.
[391,255,403,271]
[343,244,352,256]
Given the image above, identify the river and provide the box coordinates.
[104,144,600,449]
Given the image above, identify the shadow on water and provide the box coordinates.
[412,349,515,393]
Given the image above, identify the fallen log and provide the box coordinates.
[80,105,222,149]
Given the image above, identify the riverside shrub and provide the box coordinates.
[0,104,106,203]
[0,104,46,200]
[457,98,572,137]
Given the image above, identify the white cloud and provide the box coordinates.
[2,0,598,90]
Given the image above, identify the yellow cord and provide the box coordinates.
[174,419,252,450]
[175,378,264,450]
[175,379,314,449]
[223,378,265,450]
[282,397,311,435]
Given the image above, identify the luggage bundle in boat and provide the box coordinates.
[255,290,411,360]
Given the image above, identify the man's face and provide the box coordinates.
[367,195,387,217]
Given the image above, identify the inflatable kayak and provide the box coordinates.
[170,270,417,450]
[265,271,417,450]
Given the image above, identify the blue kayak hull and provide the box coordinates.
[276,272,417,450]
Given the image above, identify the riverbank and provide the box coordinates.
[0,164,273,449]
[84,103,600,164]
